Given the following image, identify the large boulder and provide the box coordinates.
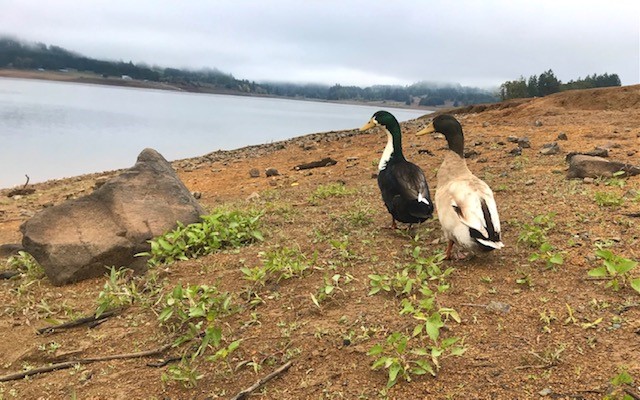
[21,148,205,285]
[566,154,640,179]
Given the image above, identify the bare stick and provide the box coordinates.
[0,343,172,382]
[230,360,293,400]
[37,310,120,334]
[23,175,30,189]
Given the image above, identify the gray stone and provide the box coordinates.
[534,120,543,127]
[249,168,260,178]
[265,168,280,177]
[566,155,640,179]
[507,136,519,143]
[509,147,522,156]
[540,142,560,155]
[556,132,568,141]
[517,137,531,148]
[0,243,24,258]
[21,148,205,285]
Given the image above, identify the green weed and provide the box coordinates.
[139,209,264,267]
[518,212,556,248]
[588,249,639,293]
[594,191,624,207]
[529,242,564,270]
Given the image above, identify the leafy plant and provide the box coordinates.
[594,191,624,207]
[603,171,627,188]
[311,273,354,307]
[260,246,313,281]
[368,332,433,387]
[5,251,44,279]
[604,368,635,400]
[95,267,140,317]
[162,360,203,389]
[139,209,264,266]
[588,249,639,293]
[518,212,556,248]
[529,242,564,270]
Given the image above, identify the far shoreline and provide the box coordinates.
[0,68,438,111]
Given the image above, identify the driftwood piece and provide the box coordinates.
[294,158,337,170]
[0,344,172,382]
[230,360,293,400]
[37,310,120,334]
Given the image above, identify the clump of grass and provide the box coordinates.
[594,191,624,207]
[5,251,44,279]
[308,182,355,205]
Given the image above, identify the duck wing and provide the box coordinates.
[391,161,432,206]
[445,178,503,248]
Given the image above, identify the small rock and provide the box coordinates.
[509,147,522,156]
[628,150,637,156]
[249,168,260,178]
[517,137,531,148]
[534,120,543,127]
[0,243,24,258]
[477,158,488,163]
[464,149,480,158]
[583,177,595,184]
[302,143,317,151]
[496,141,506,146]
[507,136,519,143]
[539,388,552,396]
[525,179,535,186]
[346,157,359,162]
[556,132,568,141]
[192,191,202,199]
[540,142,560,155]
[265,168,280,177]
[473,141,483,146]
[482,122,489,128]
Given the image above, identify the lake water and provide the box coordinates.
[0,77,428,189]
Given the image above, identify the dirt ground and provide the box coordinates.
[1,85,639,399]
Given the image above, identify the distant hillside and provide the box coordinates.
[0,36,498,106]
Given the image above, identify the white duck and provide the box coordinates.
[417,115,504,259]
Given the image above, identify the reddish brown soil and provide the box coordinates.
[1,85,639,399]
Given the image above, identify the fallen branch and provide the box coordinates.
[0,343,172,382]
[230,360,293,400]
[37,309,120,334]
[625,388,640,400]
[293,157,337,170]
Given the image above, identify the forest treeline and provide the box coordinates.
[1,37,623,106]
[499,69,621,100]
[0,37,496,106]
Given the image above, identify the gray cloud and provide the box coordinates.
[2,0,639,87]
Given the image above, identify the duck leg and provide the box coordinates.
[388,217,398,230]
[445,240,454,260]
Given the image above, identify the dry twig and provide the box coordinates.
[0,344,172,382]
[37,310,120,334]
[230,360,293,400]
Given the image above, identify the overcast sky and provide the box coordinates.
[2,0,639,88]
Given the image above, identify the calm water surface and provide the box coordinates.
[0,77,428,188]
